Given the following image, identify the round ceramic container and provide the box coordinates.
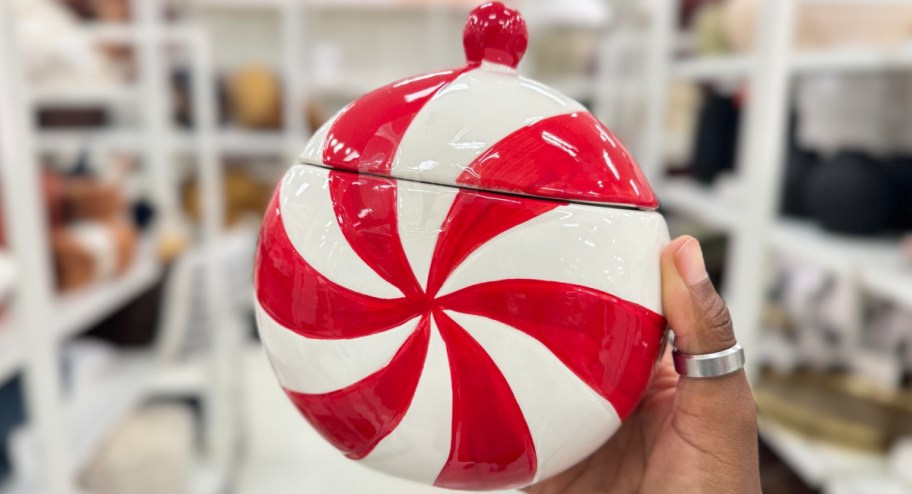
[254,2,669,490]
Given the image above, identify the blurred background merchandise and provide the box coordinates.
[0,0,910,493]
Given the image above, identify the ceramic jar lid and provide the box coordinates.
[299,1,658,210]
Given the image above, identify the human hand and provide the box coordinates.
[525,236,761,494]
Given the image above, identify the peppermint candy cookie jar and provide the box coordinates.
[254,2,669,491]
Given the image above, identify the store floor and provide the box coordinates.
[238,344,519,494]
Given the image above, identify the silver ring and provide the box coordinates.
[672,343,745,378]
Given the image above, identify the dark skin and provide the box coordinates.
[526,236,761,494]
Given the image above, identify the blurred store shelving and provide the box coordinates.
[1,0,911,493]
[641,0,912,492]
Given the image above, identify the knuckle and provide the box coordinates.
[706,303,735,344]
[690,280,737,347]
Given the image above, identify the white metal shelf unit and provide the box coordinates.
[0,4,71,492]
[643,0,798,382]
[758,418,890,489]
[183,25,243,470]
[0,2,240,492]
[52,237,161,344]
[29,22,288,161]
[655,178,739,231]
[0,328,22,386]
[64,352,157,474]
[35,128,287,156]
[275,0,458,154]
[646,0,912,348]
[641,0,912,489]
[197,0,620,163]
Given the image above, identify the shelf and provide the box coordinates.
[826,476,910,494]
[312,77,389,100]
[194,0,287,8]
[0,478,36,494]
[768,220,911,294]
[671,55,753,81]
[196,0,473,11]
[30,83,138,107]
[758,418,888,488]
[791,46,912,74]
[65,351,157,472]
[37,129,288,155]
[768,220,896,276]
[53,237,161,343]
[859,261,912,311]
[1,443,227,494]
[81,22,198,44]
[671,47,912,80]
[150,356,208,397]
[770,219,912,309]
[192,463,229,494]
[173,129,289,155]
[0,326,22,386]
[35,129,142,153]
[547,76,597,102]
[657,178,738,231]
[800,0,912,5]
[212,129,287,155]
[81,23,140,43]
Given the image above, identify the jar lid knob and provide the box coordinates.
[463,2,528,69]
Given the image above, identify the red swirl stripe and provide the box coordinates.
[255,189,421,340]
[328,171,423,299]
[322,68,471,175]
[457,112,658,208]
[439,279,666,420]
[285,316,431,459]
[426,189,561,298]
[433,310,536,490]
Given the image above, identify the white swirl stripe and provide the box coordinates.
[255,300,420,394]
[298,111,337,166]
[448,311,622,482]
[278,165,402,299]
[396,180,458,291]
[361,321,454,485]
[438,203,669,314]
[392,65,585,186]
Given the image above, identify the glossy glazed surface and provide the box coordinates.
[299,5,657,209]
[255,2,669,490]
[254,164,669,490]
[463,1,528,68]
[321,67,470,176]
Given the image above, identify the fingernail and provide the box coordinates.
[675,238,708,286]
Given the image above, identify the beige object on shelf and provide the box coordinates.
[183,167,272,227]
[756,371,912,453]
[228,66,283,129]
[78,404,195,494]
[13,0,119,87]
[156,214,192,264]
[725,0,912,53]
[663,82,700,167]
[693,1,731,56]
[523,0,609,81]
[63,179,126,222]
[527,29,600,80]
[52,218,138,291]
[91,0,130,22]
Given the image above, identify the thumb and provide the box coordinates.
[660,236,759,485]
